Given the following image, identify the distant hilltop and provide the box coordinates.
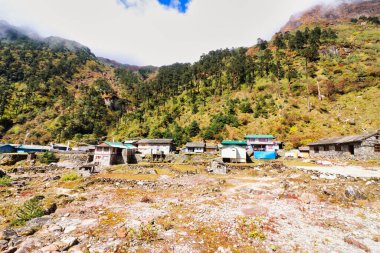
[281,0,380,32]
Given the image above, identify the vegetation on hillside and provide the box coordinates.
[0,16,379,148]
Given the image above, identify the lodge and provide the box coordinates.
[308,130,380,159]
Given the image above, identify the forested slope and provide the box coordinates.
[0,12,379,148]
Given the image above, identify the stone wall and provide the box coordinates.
[0,153,28,165]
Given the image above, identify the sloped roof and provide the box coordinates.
[138,139,174,144]
[0,144,15,148]
[245,134,275,139]
[206,143,218,149]
[17,144,50,150]
[222,140,247,146]
[185,142,205,148]
[308,131,379,146]
[98,142,136,149]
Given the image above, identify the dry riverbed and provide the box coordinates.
[0,162,379,253]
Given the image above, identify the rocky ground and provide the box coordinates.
[0,161,379,253]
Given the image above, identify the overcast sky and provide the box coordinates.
[0,0,337,66]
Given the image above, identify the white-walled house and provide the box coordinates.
[245,134,281,152]
[221,140,247,163]
[185,142,205,153]
[137,139,175,155]
[94,142,136,167]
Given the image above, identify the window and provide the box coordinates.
[314,146,319,153]
[323,145,329,151]
[335,145,341,151]
[375,144,380,153]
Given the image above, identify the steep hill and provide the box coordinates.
[281,0,380,32]
[0,0,379,148]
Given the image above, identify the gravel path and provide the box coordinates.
[294,165,380,178]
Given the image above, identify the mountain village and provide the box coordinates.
[0,0,380,252]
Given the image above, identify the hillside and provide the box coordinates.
[281,0,380,32]
[0,0,379,148]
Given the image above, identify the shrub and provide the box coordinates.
[186,120,200,137]
[11,196,45,226]
[239,99,253,113]
[38,152,58,164]
[0,176,12,186]
[60,171,80,181]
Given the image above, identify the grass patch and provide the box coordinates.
[11,196,45,227]
[0,176,12,186]
[60,171,80,181]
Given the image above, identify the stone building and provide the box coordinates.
[308,130,380,160]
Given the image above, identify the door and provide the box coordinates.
[349,145,354,155]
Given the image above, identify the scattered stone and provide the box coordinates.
[0,169,6,177]
[44,203,57,215]
[48,224,63,232]
[0,229,18,241]
[15,226,37,236]
[344,186,364,199]
[344,237,370,252]
[320,174,337,180]
[26,216,51,231]
[64,225,77,234]
[40,244,58,252]
[3,247,17,253]
[207,160,228,174]
[59,236,79,251]
[148,169,158,175]
[0,239,8,250]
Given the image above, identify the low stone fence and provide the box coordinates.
[0,153,28,166]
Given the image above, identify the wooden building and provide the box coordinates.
[308,131,380,159]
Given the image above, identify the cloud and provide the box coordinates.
[0,0,337,66]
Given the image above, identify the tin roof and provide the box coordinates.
[245,135,275,139]
[17,144,51,150]
[185,142,205,148]
[222,140,247,146]
[138,139,174,144]
[308,131,379,146]
[98,142,136,149]
[205,143,218,149]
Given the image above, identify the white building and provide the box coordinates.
[221,140,247,163]
[185,142,205,153]
[137,139,175,155]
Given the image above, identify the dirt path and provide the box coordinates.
[294,165,380,178]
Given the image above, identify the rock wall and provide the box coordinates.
[0,153,28,165]
[56,154,90,168]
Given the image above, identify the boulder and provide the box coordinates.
[0,239,8,250]
[0,229,18,241]
[207,160,228,174]
[44,203,57,215]
[0,169,6,177]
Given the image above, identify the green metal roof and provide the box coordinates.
[104,142,136,149]
[221,140,247,145]
[244,134,275,139]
